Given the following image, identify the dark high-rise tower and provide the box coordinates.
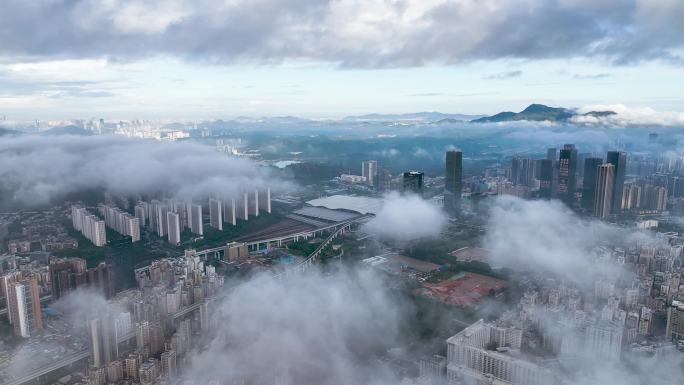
[445,151,463,211]
[538,159,553,199]
[445,151,462,194]
[557,144,578,205]
[606,151,627,214]
[546,148,557,162]
[403,171,424,196]
[594,164,614,219]
[582,157,603,211]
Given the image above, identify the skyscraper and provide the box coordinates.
[258,188,272,214]
[594,164,614,219]
[403,171,424,196]
[362,160,378,187]
[445,151,463,211]
[89,317,119,368]
[224,198,237,226]
[249,190,260,217]
[71,206,107,246]
[606,151,627,214]
[160,350,178,379]
[209,198,223,230]
[156,204,169,237]
[582,157,603,211]
[546,147,557,162]
[537,159,553,199]
[189,204,203,236]
[557,144,578,206]
[377,169,392,192]
[7,276,42,337]
[167,211,181,245]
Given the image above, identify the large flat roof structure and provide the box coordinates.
[293,206,361,223]
[305,195,383,215]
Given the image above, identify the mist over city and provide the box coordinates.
[1,1,684,385]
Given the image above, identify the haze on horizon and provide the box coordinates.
[0,0,683,120]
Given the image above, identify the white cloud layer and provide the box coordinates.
[184,268,406,385]
[0,134,291,206]
[483,196,664,285]
[363,192,447,242]
[574,104,684,126]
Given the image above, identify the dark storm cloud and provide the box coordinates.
[0,0,682,67]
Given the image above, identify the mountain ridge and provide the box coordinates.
[471,104,615,123]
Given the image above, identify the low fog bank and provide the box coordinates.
[0,134,292,207]
[363,192,447,243]
[186,267,412,385]
[484,196,664,286]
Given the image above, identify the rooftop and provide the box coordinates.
[305,195,383,215]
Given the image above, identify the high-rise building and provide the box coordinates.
[223,198,237,226]
[7,276,42,337]
[124,354,142,380]
[249,190,260,217]
[99,204,140,242]
[236,193,249,221]
[189,204,203,236]
[49,258,114,299]
[403,171,424,196]
[71,206,107,246]
[138,359,160,384]
[594,164,614,219]
[136,321,150,349]
[160,350,177,379]
[89,317,119,368]
[167,211,181,246]
[537,159,553,199]
[134,203,147,226]
[666,300,684,341]
[209,198,223,230]
[557,144,578,205]
[362,160,378,187]
[156,204,169,237]
[106,361,124,383]
[546,147,557,162]
[446,320,551,385]
[511,156,534,187]
[258,188,272,214]
[377,169,392,193]
[582,157,603,211]
[445,151,463,210]
[606,151,627,214]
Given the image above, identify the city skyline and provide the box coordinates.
[2,2,684,385]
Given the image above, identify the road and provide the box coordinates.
[3,331,135,385]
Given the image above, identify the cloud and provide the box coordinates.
[0,134,291,206]
[482,196,664,285]
[572,72,612,79]
[573,104,684,126]
[184,267,406,385]
[482,70,522,80]
[0,0,683,67]
[363,192,447,242]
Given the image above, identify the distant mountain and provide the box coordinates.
[344,112,484,123]
[471,104,577,123]
[582,110,617,118]
[42,125,93,136]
